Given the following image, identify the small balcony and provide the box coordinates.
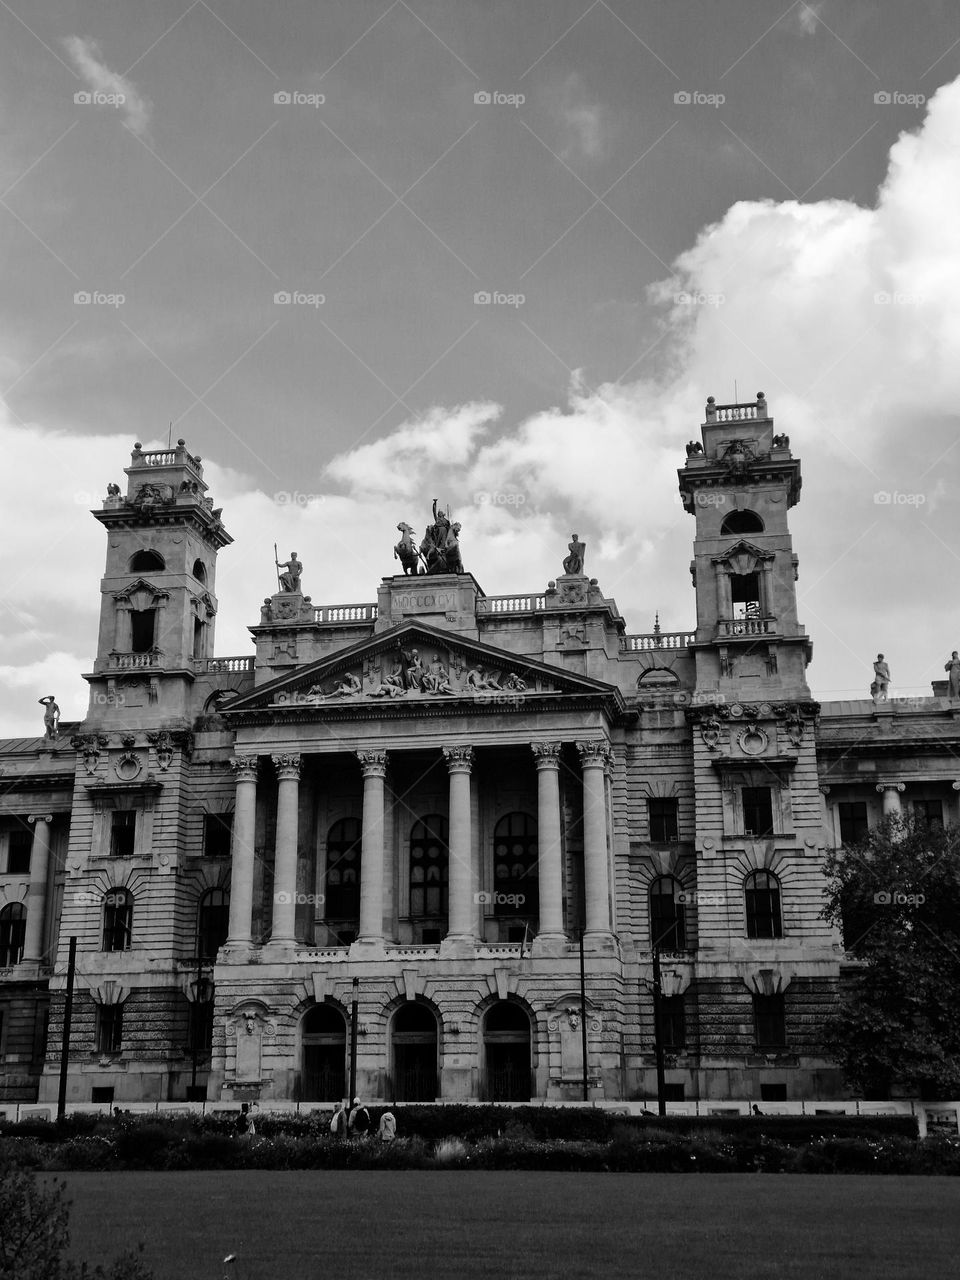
[717,616,776,639]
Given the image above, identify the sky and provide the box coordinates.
[2,0,960,736]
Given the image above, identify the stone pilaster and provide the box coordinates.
[577,741,613,941]
[443,745,476,947]
[270,754,302,945]
[226,755,258,945]
[21,815,53,963]
[531,742,565,951]
[355,750,388,951]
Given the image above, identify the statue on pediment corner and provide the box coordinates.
[562,533,585,576]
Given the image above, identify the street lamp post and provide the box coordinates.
[349,977,359,1102]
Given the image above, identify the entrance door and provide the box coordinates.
[301,1004,346,1101]
[391,1003,438,1101]
[483,1001,532,1101]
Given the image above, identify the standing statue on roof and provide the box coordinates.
[39,695,60,740]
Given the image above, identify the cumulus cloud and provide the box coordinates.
[63,36,151,136]
[4,75,960,733]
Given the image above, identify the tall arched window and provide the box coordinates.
[745,870,782,939]
[0,903,26,966]
[492,813,539,918]
[324,818,361,942]
[409,816,448,939]
[197,887,229,959]
[301,1003,347,1101]
[129,549,165,572]
[649,876,686,950]
[102,888,133,952]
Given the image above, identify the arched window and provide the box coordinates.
[745,870,782,939]
[409,816,448,936]
[192,559,207,583]
[130,549,165,572]
[324,818,361,942]
[102,888,133,952]
[649,876,686,950]
[492,813,539,919]
[301,1003,347,1101]
[197,887,229,959]
[0,903,26,966]
[720,510,764,535]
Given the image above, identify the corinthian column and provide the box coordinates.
[531,742,565,943]
[577,741,613,939]
[270,754,302,944]
[443,745,476,941]
[227,755,258,945]
[21,815,53,963]
[356,750,388,946]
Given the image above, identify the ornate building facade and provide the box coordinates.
[1,395,958,1107]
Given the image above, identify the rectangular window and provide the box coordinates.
[915,799,944,828]
[648,798,679,843]
[663,1082,685,1101]
[760,1082,788,1102]
[658,995,685,1051]
[838,801,869,845]
[203,813,233,858]
[188,1002,214,1058]
[742,787,774,837]
[96,1005,123,1055]
[753,993,786,1049]
[192,617,205,659]
[110,812,136,858]
[6,827,32,875]
[130,609,156,653]
[91,1086,115,1104]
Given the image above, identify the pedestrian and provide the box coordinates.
[378,1110,397,1142]
[330,1100,346,1139]
[348,1096,370,1139]
[235,1102,254,1137]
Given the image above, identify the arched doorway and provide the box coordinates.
[391,1002,438,1101]
[483,1001,532,1101]
[300,1003,347,1101]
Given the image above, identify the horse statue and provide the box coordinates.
[394,522,421,575]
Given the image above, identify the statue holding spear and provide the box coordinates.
[275,547,302,593]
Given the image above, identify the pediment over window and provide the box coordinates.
[710,540,775,575]
[113,579,170,610]
[222,621,625,722]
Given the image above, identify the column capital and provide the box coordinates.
[230,754,259,782]
[876,782,905,794]
[531,741,562,769]
[356,749,388,778]
[272,753,302,781]
[27,814,54,825]
[442,745,475,773]
[576,740,611,768]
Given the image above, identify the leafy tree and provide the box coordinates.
[822,814,960,1099]
[0,1164,154,1280]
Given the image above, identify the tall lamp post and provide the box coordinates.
[349,977,359,1103]
[190,965,214,1099]
[650,941,667,1117]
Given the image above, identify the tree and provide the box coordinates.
[0,1165,154,1280]
[822,813,960,1099]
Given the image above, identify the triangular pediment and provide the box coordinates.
[711,540,774,573]
[222,621,623,717]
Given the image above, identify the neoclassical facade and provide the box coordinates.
[1,395,958,1107]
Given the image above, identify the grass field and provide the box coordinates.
[61,1172,960,1280]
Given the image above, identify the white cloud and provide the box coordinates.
[796,3,826,36]
[63,36,151,137]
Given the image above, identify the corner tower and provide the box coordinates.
[86,439,233,725]
[680,393,812,702]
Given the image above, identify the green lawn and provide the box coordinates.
[62,1172,960,1280]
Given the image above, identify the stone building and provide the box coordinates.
[1,396,958,1107]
